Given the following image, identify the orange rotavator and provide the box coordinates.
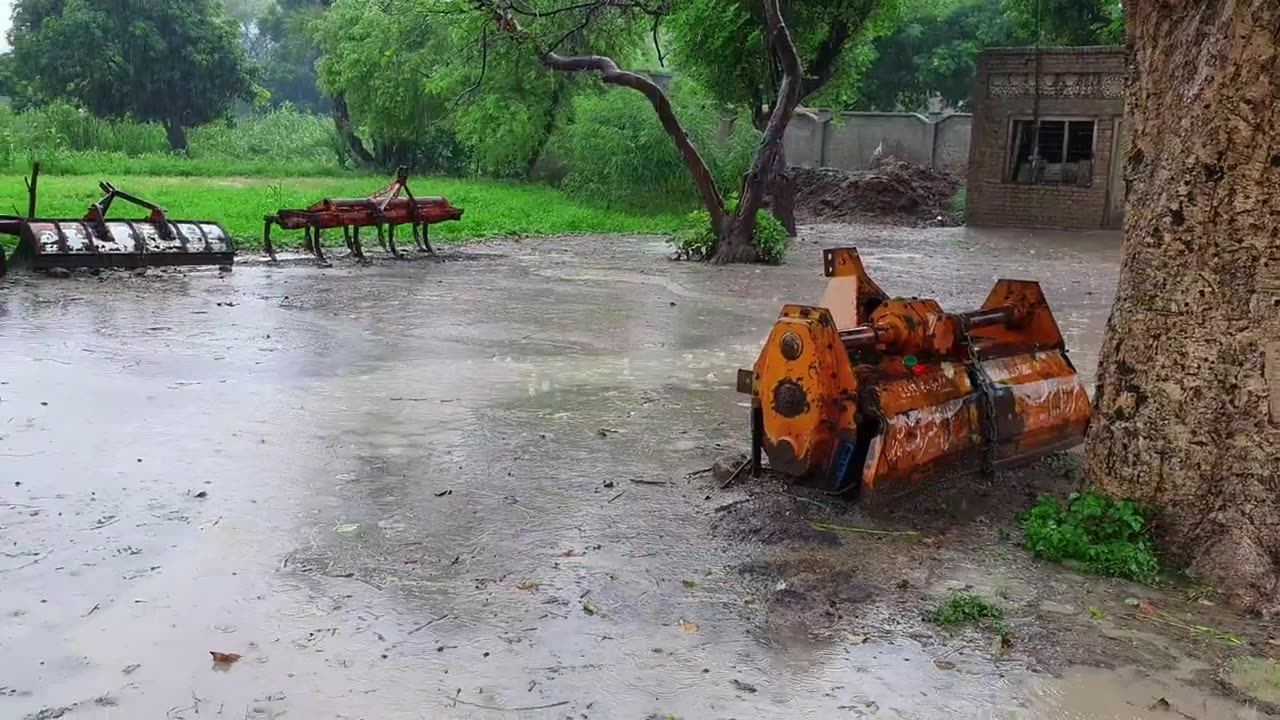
[738,247,1092,500]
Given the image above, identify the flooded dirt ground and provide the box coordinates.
[1,224,1273,719]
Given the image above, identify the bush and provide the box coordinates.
[0,102,342,174]
[1022,492,1160,583]
[670,196,792,263]
[553,78,758,209]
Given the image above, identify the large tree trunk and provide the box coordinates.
[163,118,188,154]
[1085,0,1280,612]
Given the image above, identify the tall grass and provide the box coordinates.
[0,102,345,176]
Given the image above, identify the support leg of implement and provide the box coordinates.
[422,222,434,254]
[376,224,388,252]
[302,226,314,254]
[350,226,365,262]
[263,219,278,263]
[751,404,764,477]
[387,224,402,259]
[314,228,327,263]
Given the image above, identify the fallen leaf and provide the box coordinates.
[1147,698,1172,711]
[731,679,758,693]
[848,635,869,644]
[334,523,360,535]
[933,659,956,670]
[582,600,599,616]
[678,619,700,633]
[1137,599,1157,617]
[517,579,538,591]
[209,651,242,665]
[194,491,208,499]
[1123,596,1141,607]
[681,579,698,589]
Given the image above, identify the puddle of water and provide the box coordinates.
[1021,664,1264,720]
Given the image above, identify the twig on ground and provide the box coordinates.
[409,614,449,635]
[810,522,919,537]
[447,697,569,712]
[629,479,668,486]
[720,459,750,489]
[607,491,626,503]
[685,466,714,478]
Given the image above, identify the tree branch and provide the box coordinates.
[478,0,727,227]
[429,27,489,129]
[800,18,850,98]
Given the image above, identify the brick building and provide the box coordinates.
[966,46,1126,230]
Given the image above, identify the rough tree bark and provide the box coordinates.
[481,0,804,264]
[1085,0,1280,612]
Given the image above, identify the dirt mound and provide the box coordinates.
[793,157,962,227]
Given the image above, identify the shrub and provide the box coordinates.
[1021,492,1160,583]
[670,196,792,263]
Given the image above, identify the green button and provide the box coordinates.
[903,355,919,368]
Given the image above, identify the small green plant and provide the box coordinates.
[1021,492,1160,584]
[929,592,1009,636]
[669,195,791,263]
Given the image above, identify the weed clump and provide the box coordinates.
[928,592,1009,637]
[1021,492,1159,583]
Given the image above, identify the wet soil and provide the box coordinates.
[1,224,1270,719]
[793,160,962,227]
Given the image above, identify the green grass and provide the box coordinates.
[0,174,686,252]
[1021,492,1160,584]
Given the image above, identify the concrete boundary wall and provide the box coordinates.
[784,110,972,173]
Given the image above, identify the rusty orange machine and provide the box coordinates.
[738,247,1092,500]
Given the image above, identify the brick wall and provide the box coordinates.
[966,46,1126,229]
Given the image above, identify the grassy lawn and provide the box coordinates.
[0,174,686,252]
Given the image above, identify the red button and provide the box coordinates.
[912,365,927,376]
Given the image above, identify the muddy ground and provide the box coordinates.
[1,224,1275,719]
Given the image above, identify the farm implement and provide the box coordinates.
[0,164,233,277]
[738,247,1092,501]
[263,168,464,263]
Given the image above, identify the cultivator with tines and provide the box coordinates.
[738,247,1092,501]
[263,168,464,263]
[0,165,233,276]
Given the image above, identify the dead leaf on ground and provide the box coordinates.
[934,659,956,670]
[678,619,700,633]
[1138,599,1157,617]
[848,635,868,644]
[582,600,599,616]
[517,579,538,591]
[731,679,758,693]
[209,651,242,665]
[681,579,698,589]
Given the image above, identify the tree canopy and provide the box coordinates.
[8,0,259,151]
[667,0,894,123]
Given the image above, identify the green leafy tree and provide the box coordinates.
[858,0,1020,111]
[314,0,636,175]
[9,0,260,152]
[1000,0,1124,46]
[666,0,899,232]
